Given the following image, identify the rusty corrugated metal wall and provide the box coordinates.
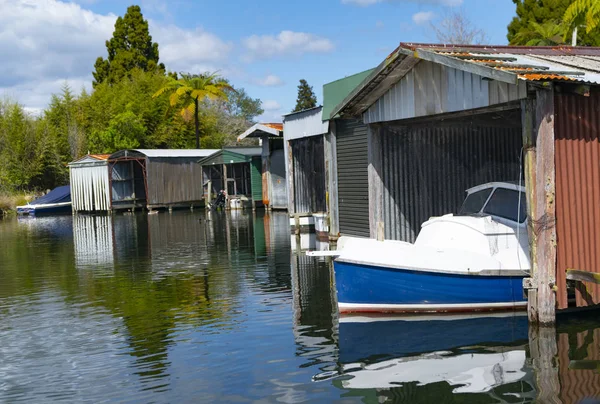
[379,116,522,242]
[555,92,600,309]
[557,328,600,403]
[146,157,204,206]
[291,136,326,214]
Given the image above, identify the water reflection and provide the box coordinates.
[4,212,600,402]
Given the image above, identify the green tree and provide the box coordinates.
[564,0,600,40]
[88,111,146,153]
[507,0,600,45]
[292,79,317,113]
[514,21,565,45]
[153,72,233,149]
[93,5,164,87]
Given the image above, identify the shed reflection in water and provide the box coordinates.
[3,212,600,402]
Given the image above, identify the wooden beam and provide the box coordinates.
[521,98,538,323]
[528,326,560,402]
[534,86,557,325]
[404,48,519,85]
[566,269,600,284]
[285,139,295,215]
[325,123,339,240]
[368,125,384,238]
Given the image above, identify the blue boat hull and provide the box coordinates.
[334,260,527,314]
[17,204,72,216]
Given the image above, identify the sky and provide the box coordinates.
[0,0,518,122]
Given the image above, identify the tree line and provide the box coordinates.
[0,5,263,193]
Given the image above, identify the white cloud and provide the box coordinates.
[412,11,435,25]
[242,31,334,60]
[262,100,281,111]
[342,0,462,6]
[0,0,233,110]
[254,75,284,87]
[152,24,233,74]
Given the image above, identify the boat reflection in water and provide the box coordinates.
[324,312,536,401]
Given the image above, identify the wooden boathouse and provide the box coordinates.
[283,107,328,238]
[70,149,218,213]
[329,43,600,324]
[199,147,263,209]
[237,123,288,210]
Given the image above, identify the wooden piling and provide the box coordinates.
[529,325,561,403]
[521,98,539,323]
[534,86,557,325]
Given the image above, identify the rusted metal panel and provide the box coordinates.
[555,92,600,309]
[557,328,600,403]
[380,114,522,242]
[291,136,326,214]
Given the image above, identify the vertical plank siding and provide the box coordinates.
[291,136,326,214]
[380,120,522,242]
[146,157,204,206]
[555,92,600,308]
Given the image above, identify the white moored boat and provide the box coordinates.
[311,182,530,314]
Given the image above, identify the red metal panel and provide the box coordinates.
[555,92,600,308]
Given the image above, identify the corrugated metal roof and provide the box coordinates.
[237,123,283,141]
[110,149,219,159]
[223,147,262,156]
[322,69,375,121]
[402,43,600,84]
[262,123,283,131]
[69,154,111,166]
[333,43,600,118]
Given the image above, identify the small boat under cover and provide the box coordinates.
[17,185,72,216]
[326,182,530,314]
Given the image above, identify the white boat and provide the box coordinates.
[321,182,530,314]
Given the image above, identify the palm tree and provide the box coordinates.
[564,0,600,41]
[153,72,233,148]
[514,21,566,46]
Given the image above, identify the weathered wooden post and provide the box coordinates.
[368,124,384,239]
[528,325,561,403]
[521,98,539,323]
[534,85,557,325]
[325,123,340,241]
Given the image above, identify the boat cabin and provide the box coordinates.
[459,182,527,228]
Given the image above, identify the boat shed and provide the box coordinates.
[199,147,263,209]
[237,123,287,210]
[107,149,218,211]
[69,154,111,212]
[330,42,600,323]
[283,107,328,236]
[322,69,374,238]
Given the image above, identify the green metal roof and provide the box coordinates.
[198,149,260,166]
[322,68,374,121]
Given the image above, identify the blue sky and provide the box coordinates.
[0,0,517,121]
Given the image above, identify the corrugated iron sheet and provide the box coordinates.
[146,157,205,206]
[283,107,329,141]
[363,60,527,124]
[557,329,600,403]
[555,92,600,309]
[380,118,522,242]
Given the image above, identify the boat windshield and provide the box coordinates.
[482,188,527,223]
[459,188,493,215]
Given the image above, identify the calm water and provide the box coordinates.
[1,211,599,403]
